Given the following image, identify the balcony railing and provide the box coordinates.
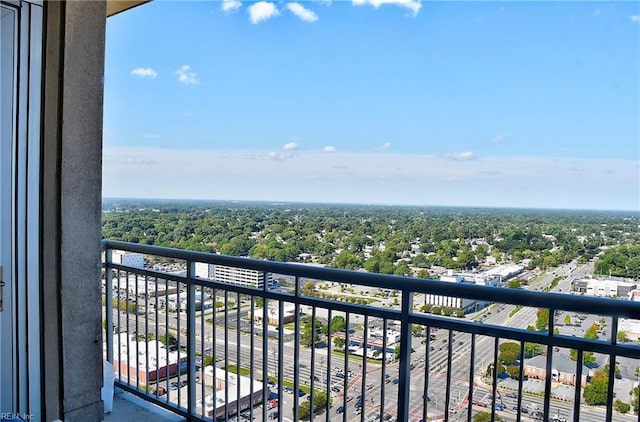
[103,240,640,422]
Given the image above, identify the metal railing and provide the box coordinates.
[103,240,640,422]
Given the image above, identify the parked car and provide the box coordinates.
[336,406,345,414]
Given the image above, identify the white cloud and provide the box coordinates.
[445,151,477,161]
[104,153,156,166]
[103,147,639,210]
[283,142,299,150]
[631,15,640,22]
[267,151,282,161]
[491,134,505,143]
[374,142,392,151]
[352,0,422,16]
[323,146,337,153]
[175,65,199,85]
[248,2,280,24]
[131,67,157,79]
[287,2,319,22]
[222,0,242,13]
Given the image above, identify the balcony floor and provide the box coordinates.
[104,388,185,422]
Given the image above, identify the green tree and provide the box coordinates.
[298,400,311,420]
[330,315,346,333]
[499,342,520,364]
[158,333,177,348]
[507,279,521,289]
[536,308,549,331]
[631,385,640,413]
[255,297,264,308]
[524,343,543,357]
[563,314,571,326]
[585,323,599,339]
[333,337,345,349]
[301,281,316,295]
[584,371,609,405]
[603,362,621,378]
[614,399,630,414]
[301,317,323,347]
[203,355,214,367]
[506,365,521,379]
[617,330,628,343]
[312,391,328,413]
[420,304,432,313]
[412,324,424,335]
[416,268,430,279]
[569,348,596,365]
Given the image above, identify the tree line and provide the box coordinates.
[102,199,640,277]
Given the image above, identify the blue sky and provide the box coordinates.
[103,1,640,210]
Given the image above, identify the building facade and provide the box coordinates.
[196,262,273,289]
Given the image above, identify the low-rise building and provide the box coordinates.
[249,304,297,325]
[573,277,636,298]
[422,270,500,313]
[198,367,264,419]
[196,262,273,289]
[484,264,525,282]
[112,250,144,269]
[105,332,187,385]
[523,354,589,387]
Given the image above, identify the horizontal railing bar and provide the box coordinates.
[104,240,640,319]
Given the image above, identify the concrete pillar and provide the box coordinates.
[41,1,107,420]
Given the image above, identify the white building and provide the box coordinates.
[574,278,636,298]
[422,270,500,313]
[111,250,144,269]
[166,292,211,311]
[369,328,401,345]
[199,367,264,419]
[105,272,178,300]
[104,332,186,384]
[484,264,525,282]
[250,304,297,324]
[620,319,640,337]
[196,262,273,289]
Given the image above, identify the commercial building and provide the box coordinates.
[484,264,525,282]
[105,332,187,385]
[523,354,589,387]
[196,262,273,289]
[620,318,640,337]
[573,277,636,298]
[198,367,263,419]
[422,270,500,313]
[165,292,211,311]
[249,304,297,325]
[111,251,144,269]
[104,274,178,299]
